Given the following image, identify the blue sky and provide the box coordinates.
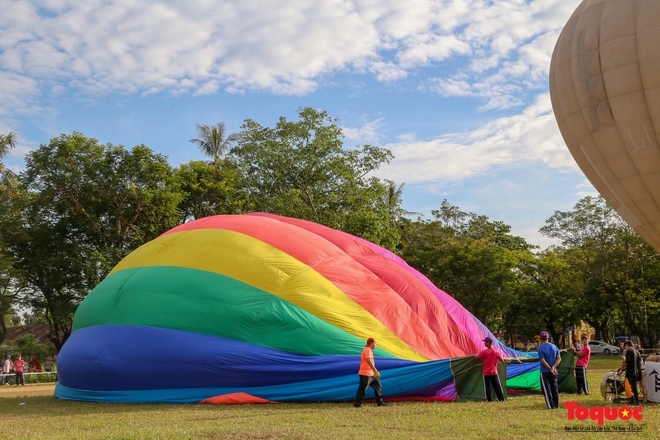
[0,0,595,248]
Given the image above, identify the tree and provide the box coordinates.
[0,131,19,186]
[0,184,89,351]
[190,123,241,164]
[175,160,245,223]
[22,133,182,269]
[0,249,20,345]
[0,131,16,164]
[0,130,19,344]
[0,133,182,350]
[514,248,583,345]
[399,200,532,326]
[228,107,399,249]
[540,196,660,347]
[383,180,421,248]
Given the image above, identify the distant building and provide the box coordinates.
[573,321,596,342]
[3,324,55,345]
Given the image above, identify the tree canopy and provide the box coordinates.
[1,112,659,350]
[540,196,660,347]
[0,133,181,349]
[227,107,398,248]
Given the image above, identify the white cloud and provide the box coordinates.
[0,71,42,118]
[378,93,578,184]
[0,0,582,105]
[422,0,581,109]
[342,116,386,145]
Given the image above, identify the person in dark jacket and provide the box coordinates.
[617,340,642,404]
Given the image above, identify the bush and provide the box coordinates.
[24,373,57,384]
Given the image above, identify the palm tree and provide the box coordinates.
[0,131,16,160]
[383,180,422,248]
[0,131,17,174]
[189,123,240,164]
[384,180,421,220]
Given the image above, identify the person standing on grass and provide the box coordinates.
[2,355,13,386]
[617,340,642,404]
[354,337,387,407]
[538,331,561,409]
[475,336,505,402]
[28,354,42,372]
[14,354,26,386]
[571,335,591,395]
[619,340,626,359]
[44,356,54,372]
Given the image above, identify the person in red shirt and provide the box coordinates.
[353,337,387,407]
[28,355,42,373]
[475,336,505,402]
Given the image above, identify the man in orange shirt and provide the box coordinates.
[354,337,387,407]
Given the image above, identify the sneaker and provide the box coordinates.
[353,403,361,408]
[377,402,388,407]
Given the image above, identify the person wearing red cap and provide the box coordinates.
[354,338,387,407]
[475,336,505,401]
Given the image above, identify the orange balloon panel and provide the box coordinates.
[550,0,660,251]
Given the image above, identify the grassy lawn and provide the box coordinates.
[0,355,657,439]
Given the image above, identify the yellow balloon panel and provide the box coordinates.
[550,0,660,251]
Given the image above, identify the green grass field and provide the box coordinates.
[0,356,657,439]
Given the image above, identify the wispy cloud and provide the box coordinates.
[342,116,386,145]
[377,94,578,184]
[0,71,41,117]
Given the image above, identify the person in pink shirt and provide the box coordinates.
[572,335,591,395]
[14,353,26,386]
[475,336,505,401]
[353,337,387,407]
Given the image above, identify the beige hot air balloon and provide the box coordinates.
[550,0,660,251]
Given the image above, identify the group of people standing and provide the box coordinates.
[352,333,646,408]
[1,354,26,386]
[473,330,565,409]
[1,354,55,386]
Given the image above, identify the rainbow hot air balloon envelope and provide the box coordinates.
[55,213,532,403]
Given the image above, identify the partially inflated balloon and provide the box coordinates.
[55,213,527,403]
[550,0,660,251]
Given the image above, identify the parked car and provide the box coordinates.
[588,340,619,355]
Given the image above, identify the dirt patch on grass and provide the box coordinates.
[0,384,55,398]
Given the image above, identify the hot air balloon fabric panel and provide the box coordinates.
[246,213,514,358]
[550,0,660,252]
[56,324,459,403]
[56,213,532,403]
[506,361,542,392]
[450,356,508,401]
[71,266,381,358]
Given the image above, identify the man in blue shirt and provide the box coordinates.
[537,331,561,409]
